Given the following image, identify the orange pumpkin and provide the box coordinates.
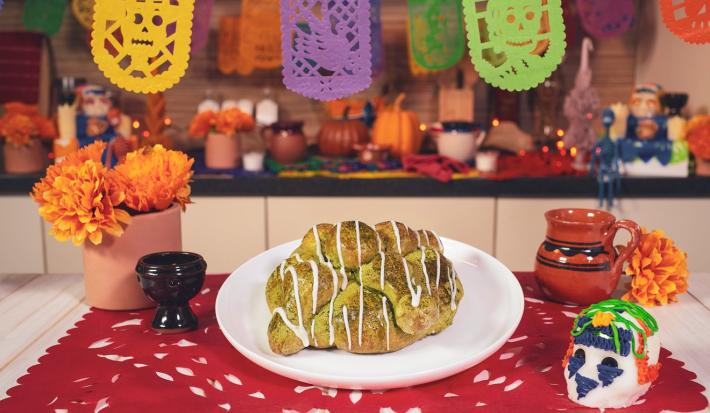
[318,107,370,157]
[372,94,423,158]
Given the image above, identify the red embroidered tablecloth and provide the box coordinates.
[1,273,707,412]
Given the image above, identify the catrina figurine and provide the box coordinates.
[562,299,661,409]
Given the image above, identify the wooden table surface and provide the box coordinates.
[1,273,709,407]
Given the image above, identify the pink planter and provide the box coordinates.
[205,132,240,169]
[697,158,710,176]
[3,139,46,174]
[82,204,182,310]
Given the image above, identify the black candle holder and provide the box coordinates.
[136,252,207,334]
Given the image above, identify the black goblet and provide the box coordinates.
[136,252,207,333]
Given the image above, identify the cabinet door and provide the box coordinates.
[0,196,44,273]
[43,221,83,274]
[496,198,710,273]
[266,197,496,254]
[182,197,266,274]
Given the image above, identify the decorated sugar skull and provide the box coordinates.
[91,0,195,93]
[79,85,113,118]
[629,83,663,118]
[562,299,661,409]
[486,0,545,56]
[463,0,566,91]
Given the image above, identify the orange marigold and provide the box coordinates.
[0,102,56,147]
[188,111,216,138]
[114,144,194,213]
[622,228,689,307]
[686,115,710,160]
[215,108,255,134]
[31,142,131,246]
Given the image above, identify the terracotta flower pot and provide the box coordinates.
[82,204,182,310]
[3,139,46,174]
[205,132,240,169]
[696,158,710,176]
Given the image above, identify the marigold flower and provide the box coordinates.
[0,102,56,147]
[31,142,131,246]
[622,228,689,307]
[188,111,216,138]
[114,144,194,213]
[686,115,710,160]
[215,108,255,134]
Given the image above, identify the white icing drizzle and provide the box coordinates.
[431,230,443,250]
[379,252,386,289]
[273,308,309,348]
[312,225,325,263]
[293,253,304,263]
[447,267,458,310]
[435,250,442,288]
[420,247,432,295]
[285,266,309,346]
[342,305,352,350]
[376,231,383,252]
[391,220,402,254]
[327,263,338,346]
[415,230,421,247]
[402,257,422,307]
[382,296,390,351]
[356,221,364,347]
[423,230,430,246]
[335,222,348,290]
[309,260,319,315]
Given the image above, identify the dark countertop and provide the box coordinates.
[3,173,710,198]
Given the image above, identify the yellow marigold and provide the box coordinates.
[114,144,194,213]
[622,228,689,307]
[188,111,216,138]
[31,142,131,246]
[0,102,56,147]
[215,108,255,134]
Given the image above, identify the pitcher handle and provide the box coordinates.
[609,219,641,276]
[260,126,274,151]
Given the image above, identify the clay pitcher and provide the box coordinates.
[262,121,307,165]
[534,208,641,305]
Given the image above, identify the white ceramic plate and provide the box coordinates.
[216,237,524,390]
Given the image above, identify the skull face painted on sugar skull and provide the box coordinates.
[562,299,661,409]
[485,0,545,56]
[629,83,663,118]
[91,0,195,94]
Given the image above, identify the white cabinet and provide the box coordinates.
[266,197,496,255]
[0,197,44,273]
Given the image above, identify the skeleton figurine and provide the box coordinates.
[563,299,661,409]
[589,109,621,208]
[91,0,194,93]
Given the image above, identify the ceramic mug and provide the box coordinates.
[436,121,486,163]
[534,208,641,305]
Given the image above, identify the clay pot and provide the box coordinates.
[3,139,46,174]
[205,132,240,169]
[263,122,308,165]
[534,208,641,306]
[696,158,710,176]
[82,204,182,311]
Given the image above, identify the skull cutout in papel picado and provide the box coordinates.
[562,299,661,409]
[91,0,195,94]
[463,0,566,92]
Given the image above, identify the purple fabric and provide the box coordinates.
[190,0,214,54]
[280,0,373,101]
[370,0,385,77]
[577,0,635,38]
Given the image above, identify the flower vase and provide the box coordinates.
[82,204,182,311]
[205,132,240,169]
[3,139,46,174]
[696,158,710,176]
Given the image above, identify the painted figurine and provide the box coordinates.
[589,109,621,208]
[75,85,134,164]
[563,299,661,409]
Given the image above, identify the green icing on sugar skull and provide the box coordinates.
[463,0,567,91]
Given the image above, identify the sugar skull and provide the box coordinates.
[91,0,195,94]
[629,83,662,118]
[463,0,566,91]
[563,299,661,409]
[79,85,113,118]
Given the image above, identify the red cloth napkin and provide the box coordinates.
[1,273,707,412]
[403,154,470,182]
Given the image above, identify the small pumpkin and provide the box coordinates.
[318,107,370,157]
[372,93,423,158]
